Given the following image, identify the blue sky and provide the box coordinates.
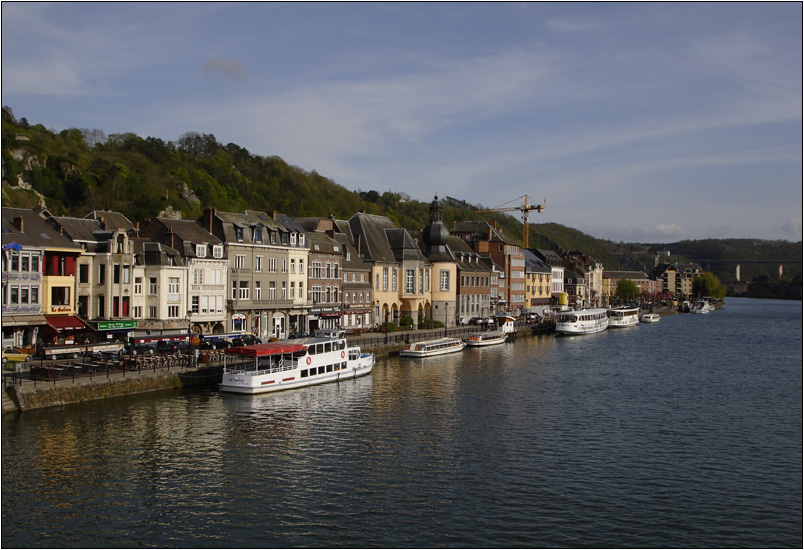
[2,2,801,243]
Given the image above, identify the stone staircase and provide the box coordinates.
[2,386,20,414]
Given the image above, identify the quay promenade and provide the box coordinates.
[1,307,679,414]
[1,321,531,413]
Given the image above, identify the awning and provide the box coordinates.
[2,315,47,327]
[226,342,306,357]
[41,315,93,334]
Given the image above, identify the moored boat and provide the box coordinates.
[464,330,507,347]
[219,336,374,394]
[399,337,466,357]
[607,306,640,328]
[640,313,661,323]
[555,308,609,335]
[690,300,712,314]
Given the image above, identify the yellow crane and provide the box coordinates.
[475,195,545,249]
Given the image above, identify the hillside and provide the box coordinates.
[2,106,800,282]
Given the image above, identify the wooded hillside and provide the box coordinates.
[2,106,800,282]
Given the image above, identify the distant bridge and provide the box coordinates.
[690,259,802,281]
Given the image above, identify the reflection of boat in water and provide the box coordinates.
[640,313,661,323]
[219,336,374,394]
[555,308,609,335]
[399,337,466,357]
[607,306,640,328]
[464,331,508,347]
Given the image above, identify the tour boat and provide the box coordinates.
[607,306,640,328]
[464,330,508,347]
[555,308,609,335]
[219,336,374,394]
[690,300,712,314]
[640,313,661,323]
[399,337,466,358]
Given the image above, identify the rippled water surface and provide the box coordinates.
[3,298,802,547]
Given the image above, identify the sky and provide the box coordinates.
[2,2,801,243]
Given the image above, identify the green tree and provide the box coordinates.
[615,277,640,302]
[692,272,726,300]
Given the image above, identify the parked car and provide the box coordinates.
[156,340,191,354]
[2,348,33,366]
[121,343,155,356]
[232,334,261,347]
[199,338,232,350]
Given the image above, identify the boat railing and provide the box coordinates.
[224,356,296,376]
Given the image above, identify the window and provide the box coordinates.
[419,269,423,294]
[235,255,246,269]
[268,258,277,272]
[291,233,297,245]
[239,281,250,300]
[282,258,287,273]
[253,228,263,243]
[440,270,450,291]
[134,277,142,295]
[97,294,105,316]
[79,264,89,284]
[255,256,263,272]
[149,278,157,294]
[290,281,295,299]
[194,269,204,285]
[281,282,287,299]
[192,296,199,313]
[268,282,276,299]
[99,265,106,284]
[405,269,414,294]
[255,281,262,300]
[312,261,322,278]
[168,305,179,318]
[196,244,206,257]
[212,246,223,259]
[383,268,388,291]
[114,264,120,284]
[149,306,157,318]
[235,226,244,241]
[392,269,397,291]
[299,234,305,246]
[168,277,180,294]
[133,306,142,319]
[122,265,130,284]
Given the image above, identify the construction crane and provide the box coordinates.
[475,195,546,249]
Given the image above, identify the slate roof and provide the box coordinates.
[522,249,552,274]
[604,270,649,280]
[50,216,114,253]
[533,249,564,267]
[451,220,519,246]
[1,207,81,251]
[213,210,288,245]
[348,212,399,263]
[83,210,136,231]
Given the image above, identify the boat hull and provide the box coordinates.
[399,339,466,357]
[220,359,373,394]
[464,337,507,347]
[640,314,661,323]
[555,308,609,335]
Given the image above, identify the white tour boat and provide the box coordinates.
[607,306,640,328]
[464,330,508,347]
[640,313,661,323]
[399,337,466,357]
[219,336,375,394]
[690,300,712,314]
[555,308,609,335]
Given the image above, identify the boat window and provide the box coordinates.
[324,342,332,353]
[326,365,333,372]
[301,369,308,378]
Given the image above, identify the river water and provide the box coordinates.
[2,297,801,548]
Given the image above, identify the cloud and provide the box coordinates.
[200,58,250,80]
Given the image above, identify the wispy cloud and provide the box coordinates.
[201,58,250,80]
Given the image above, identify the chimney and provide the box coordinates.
[13,216,23,232]
[203,206,215,232]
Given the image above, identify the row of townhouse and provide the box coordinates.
[6,198,703,350]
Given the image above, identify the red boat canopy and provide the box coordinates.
[225,342,306,357]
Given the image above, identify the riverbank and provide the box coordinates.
[2,307,684,413]
[3,323,531,413]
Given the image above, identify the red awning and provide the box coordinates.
[42,315,92,334]
[225,342,307,357]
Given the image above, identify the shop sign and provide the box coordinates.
[95,320,138,330]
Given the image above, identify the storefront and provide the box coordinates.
[39,315,94,345]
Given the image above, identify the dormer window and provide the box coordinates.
[196,244,207,258]
[212,245,223,258]
[270,232,276,244]
[235,226,244,242]
[298,234,305,246]
[253,228,263,243]
[290,233,297,245]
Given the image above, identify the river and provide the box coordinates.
[2,297,801,547]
